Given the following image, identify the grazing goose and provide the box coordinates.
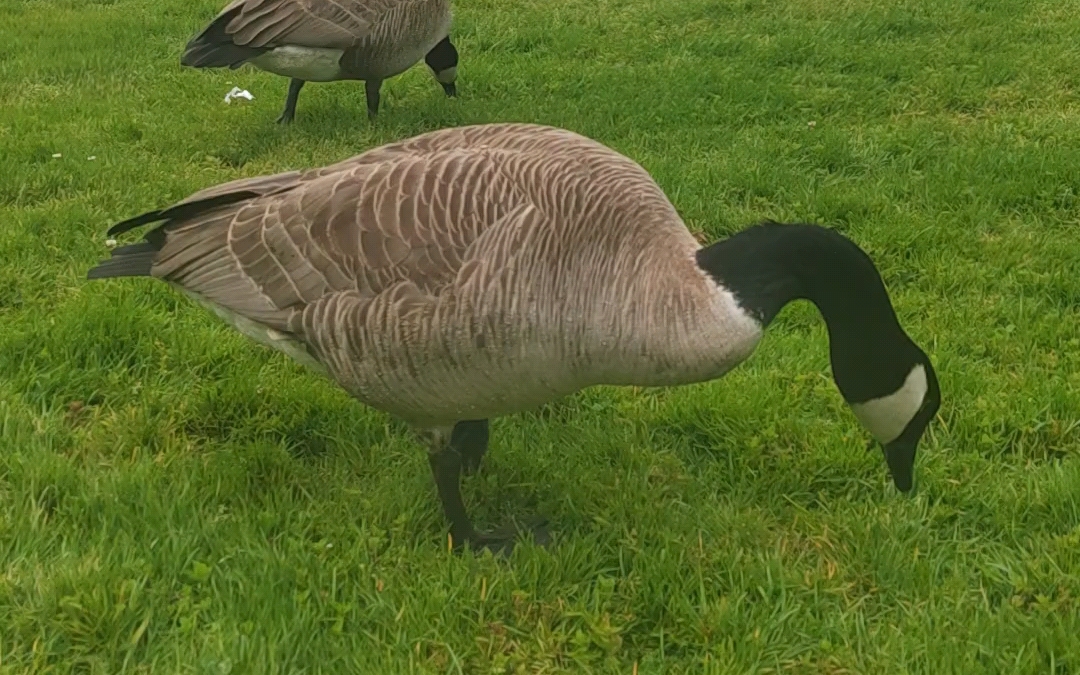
[88,123,941,552]
[180,0,458,123]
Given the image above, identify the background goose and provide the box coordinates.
[180,0,458,123]
[88,123,941,553]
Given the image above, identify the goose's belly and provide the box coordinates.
[334,330,760,428]
[372,388,581,427]
[249,46,346,82]
[178,283,762,430]
[343,348,593,427]
[172,289,575,427]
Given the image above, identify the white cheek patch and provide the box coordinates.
[849,364,927,444]
[435,66,457,84]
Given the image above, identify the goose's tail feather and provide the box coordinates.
[180,5,268,69]
[86,242,158,280]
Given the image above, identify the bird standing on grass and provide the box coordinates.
[88,123,941,553]
[180,0,459,123]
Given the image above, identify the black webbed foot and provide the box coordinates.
[457,517,551,557]
[428,420,550,555]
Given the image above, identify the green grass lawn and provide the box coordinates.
[2,0,1080,671]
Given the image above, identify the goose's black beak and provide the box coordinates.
[883,439,917,492]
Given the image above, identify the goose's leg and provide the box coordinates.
[277,78,305,124]
[427,420,548,554]
[428,431,476,547]
[456,419,488,475]
[365,79,383,120]
[427,425,483,548]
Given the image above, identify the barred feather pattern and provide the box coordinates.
[138,124,763,427]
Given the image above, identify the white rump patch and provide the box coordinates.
[850,364,927,444]
[172,285,328,377]
[250,46,345,82]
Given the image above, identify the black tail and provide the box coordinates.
[180,6,269,69]
[87,190,260,281]
[87,242,159,280]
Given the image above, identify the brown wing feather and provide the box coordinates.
[286,200,554,415]
[147,144,528,340]
[222,0,399,49]
[118,123,669,337]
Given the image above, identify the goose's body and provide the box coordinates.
[160,125,761,426]
[180,0,458,123]
[89,123,941,551]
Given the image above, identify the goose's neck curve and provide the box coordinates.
[695,221,914,403]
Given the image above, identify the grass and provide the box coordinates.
[2,0,1080,671]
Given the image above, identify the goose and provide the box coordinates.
[87,123,942,553]
[179,0,458,123]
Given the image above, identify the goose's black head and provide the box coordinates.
[425,36,459,97]
[697,222,941,492]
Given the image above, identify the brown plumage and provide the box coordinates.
[95,124,761,424]
[180,0,459,123]
[89,123,941,552]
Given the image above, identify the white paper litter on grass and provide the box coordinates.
[224,87,254,103]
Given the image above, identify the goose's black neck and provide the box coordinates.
[696,222,917,403]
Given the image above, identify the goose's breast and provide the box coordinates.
[344,6,452,79]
